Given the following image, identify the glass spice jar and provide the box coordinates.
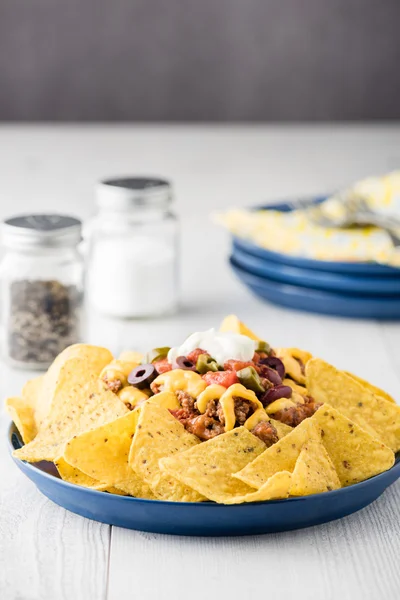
[86,177,179,318]
[0,214,84,369]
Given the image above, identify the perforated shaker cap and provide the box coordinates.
[96,177,172,211]
[2,214,82,249]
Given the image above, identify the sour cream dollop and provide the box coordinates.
[167,328,256,366]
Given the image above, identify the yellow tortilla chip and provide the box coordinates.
[160,427,266,502]
[290,436,341,496]
[6,376,45,443]
[63,410,154,499]
[118,351,144,364]
[219,314,260,340]
[147,391,180,410]
[37,344,113,427]
[345,372,395,404]
[130,402,204,502]
[5,397,37,444]
[233,419,321,489]
[221,471,292,504]
[312,404,394,486]
[55,456,107,489]
[307,358,400,452]
[13,358,128,463]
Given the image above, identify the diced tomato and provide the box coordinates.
[202,370,239,388]
[186,348,209,363]
[154,358,173,374]
[224,359,255,372]
[252,351,268,363]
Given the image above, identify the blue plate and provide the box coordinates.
[230,258,400,319]
[233,198,400,276]
[232,246,400,295]
[9,424,400,536]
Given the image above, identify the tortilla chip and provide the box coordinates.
[345,372,395,404]
[307,358,400,452]
[129,402,204,502]
[147,391,180,411]
[13,357,128,463]
[6,376,45,443]
[221,471,292,504]
[37,344,113,427]
[54,456,106,489]
[118,351,144,364]
[233,419,321,489]
[160,427,266,502]
[103,486,130,496]
[63,410,154,499]
[312,405,395,486]
[219,314,260,340]
[5,397,37,444]
[290,436,341,496]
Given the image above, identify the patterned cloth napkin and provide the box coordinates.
[215,171,400,267]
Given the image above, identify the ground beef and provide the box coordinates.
[103,376,123,394]
[233,396,257,426]
[184,414,225,440]
[251,421,279,447]
[272,396,322,428]
[170,392,226,440]
[150,382,161,394]
[176,390,197,413]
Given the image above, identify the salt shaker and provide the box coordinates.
[0,214,84,369]
[86,177,179,318]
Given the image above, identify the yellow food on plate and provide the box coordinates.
[13,356,128,463]
[233,419,321,489]
[306,358,400,452]
[219,314,260,340]
[312,405,395,486]
[129,402,204,502]
[5,397,37,445]
[63,410,155,499]
[37,344,113,428]
[220,471,292,505]
[289,436,341,496]
[7,315,400,505]
[344,372,395,404]
[159,427,266,502]
[54,456,108,490]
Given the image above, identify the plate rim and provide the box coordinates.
[8,422,400,508]
[230,257,400,304]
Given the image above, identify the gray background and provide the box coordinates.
[1,0,399,121]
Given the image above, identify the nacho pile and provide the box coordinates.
[6,318,399,505]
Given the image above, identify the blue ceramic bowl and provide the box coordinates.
[230,258,400,319]
[232,246,400,295]
[9,425,400,536]
[233,198,400,276]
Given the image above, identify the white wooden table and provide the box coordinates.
[1,124,400,600]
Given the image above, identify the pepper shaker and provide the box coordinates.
[0,214,84,369]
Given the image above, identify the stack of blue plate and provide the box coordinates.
[230,200,400,319]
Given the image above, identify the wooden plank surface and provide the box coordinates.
[1,125,400,600]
